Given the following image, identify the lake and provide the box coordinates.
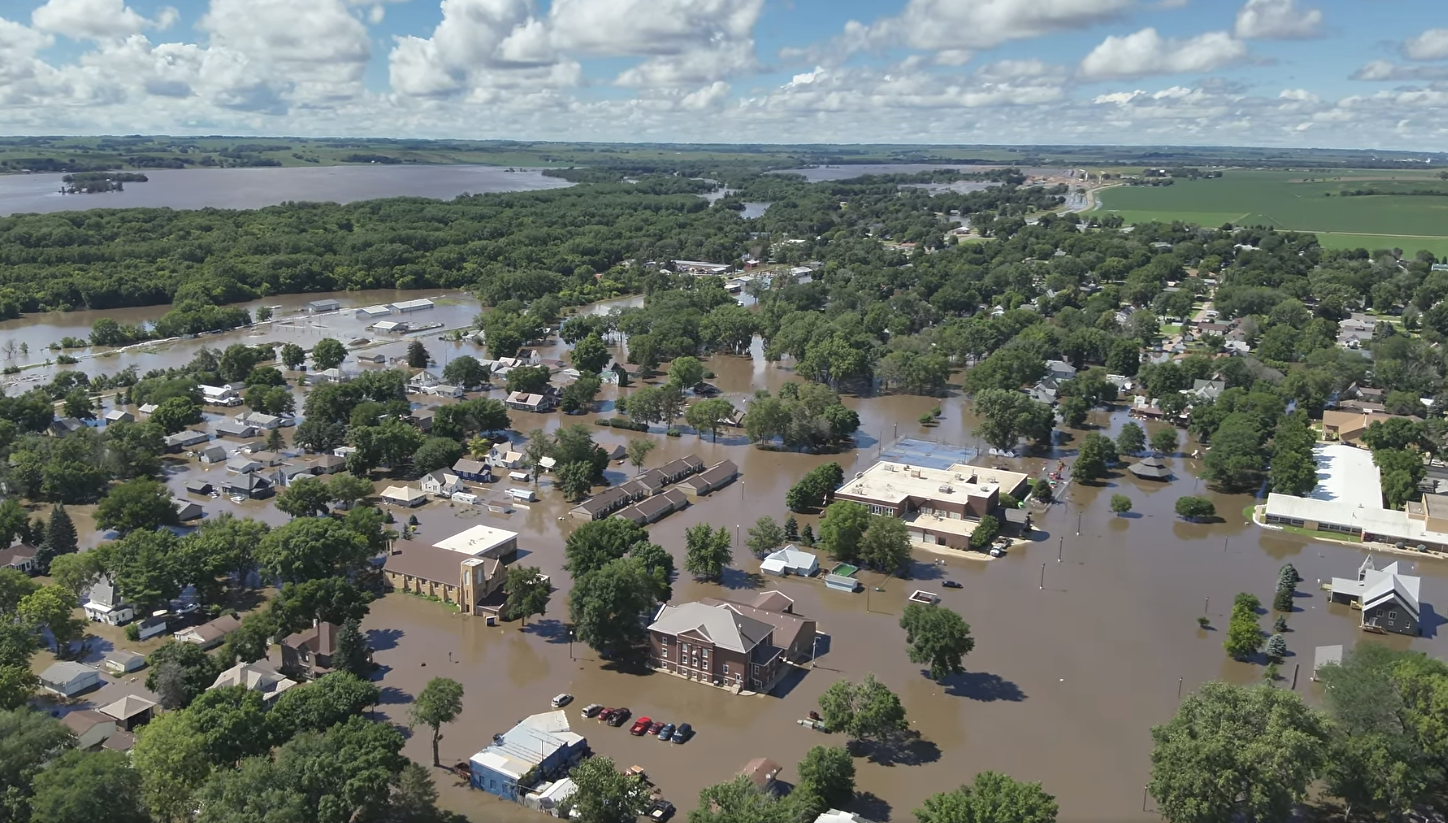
[0,164,572,216]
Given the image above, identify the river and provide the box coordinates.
[0,165,571,216]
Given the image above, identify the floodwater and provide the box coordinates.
[776,164,1066,183]
[0,165,571,216]
[24,290,1448,822]
[0,289,480,390]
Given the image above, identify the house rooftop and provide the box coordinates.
[61,709,113,735]
[100,694,157,722]
[648,601,775,654]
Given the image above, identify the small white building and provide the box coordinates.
[761,546,819,577]
[389,298,435,313]
[382,485,428,507]
[199,444,228,464]
[235,411,284,430]
[409,370,441,389]
[83,577,134,625]
[356,305,391,319]
[104,409,135,425]
[40,662,102,697]
[199,385,241,406]
[421,471,465,498]
[102,650,146,675]
[307,299,341,313]
[373,320,408,334]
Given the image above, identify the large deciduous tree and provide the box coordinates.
[1150,682,1327,823]
[683,523,733,581]
[899,603,975,681]
[311,338,346,371]
[818,501,871,563]
[817,674,908,743]
[915,771,1058,823]
[255,517,372,583]
[95,477,178,535]
[567,755,652,823]
[504,565,551,627]
[569,557,657,658]
[858,515,912,575]
[409,677,464,767]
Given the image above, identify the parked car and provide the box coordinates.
[598,708,616,722]
[630,716,652,736]
[552,693,573,707]
[582,703,603,718]
[648,800,676,822]
[656,723,675,741]
[609,709,631,727]
[647,721,664,736]
[943,580,963,589]
[671,723,692,744]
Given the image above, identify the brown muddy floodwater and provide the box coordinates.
[12,293,1448,822]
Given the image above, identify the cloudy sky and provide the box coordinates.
[3,0,1446,149]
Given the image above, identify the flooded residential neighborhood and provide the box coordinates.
[8,291,1444,823]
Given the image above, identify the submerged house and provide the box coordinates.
[470,711,587,801]
[1330,556,1423,636]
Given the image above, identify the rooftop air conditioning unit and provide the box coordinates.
[938,485,953,494]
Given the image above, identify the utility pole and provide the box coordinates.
[1057,535,1063,563]
[1039,563,1046,590]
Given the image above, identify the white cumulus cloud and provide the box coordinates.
[1403,28,1448,61]
[858,0,1137,53]
[1233,0,1323,40]
[1080,28,1248,80]
[32,0,176,40]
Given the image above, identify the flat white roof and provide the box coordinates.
[433,524,519,555]
[1308,443,1382,511]
[390,298,435,310]
[837,461,1028,508]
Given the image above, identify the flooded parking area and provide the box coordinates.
[15,290,1448,822]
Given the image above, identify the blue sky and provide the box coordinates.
[4,0,1447,149]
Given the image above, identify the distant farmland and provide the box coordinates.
[1095,169,1448,257]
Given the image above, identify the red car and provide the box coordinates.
[630,716,653,735]
[647,721,664,736]
[598,708,616,722]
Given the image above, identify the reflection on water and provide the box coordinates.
[26,286,1448,822]
[0,164,571,217]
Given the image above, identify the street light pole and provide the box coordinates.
[1057,535,1063,563]
[1039,563,1045,590]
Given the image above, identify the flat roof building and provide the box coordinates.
[389,298,435,313]
[833,460,1029,550]
[432,525,519,559]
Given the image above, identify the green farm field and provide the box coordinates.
[1096,169,1448,257]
